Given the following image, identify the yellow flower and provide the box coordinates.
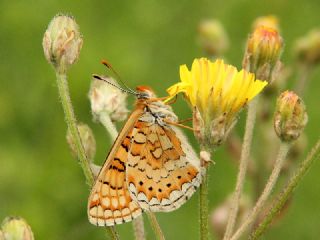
[167,58,267,146]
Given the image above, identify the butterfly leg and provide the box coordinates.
[164,119,194,131]
[164,94,178,105]
[177,117,192,124]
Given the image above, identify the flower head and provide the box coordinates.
[167,58,267,146]
[43,14,83,73]
[244,26,283,78]
[294,29,320,66]
[274,91,307,142]
[1,217,34,240]
[89,76,128,122]
[66,123,96,161]
[198,19,229,56]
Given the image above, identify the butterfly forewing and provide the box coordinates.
[126,112,203,212]
[88,109,144,226]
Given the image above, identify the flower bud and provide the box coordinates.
[197,19,229,57]
[294,29,320,66]
[1,217,34,240]
[243,26,283,82]
[252,15,280,31]
[274,91,307,142]
[43,14,83,73]
[89,76,128,122]
[66,123,96,161]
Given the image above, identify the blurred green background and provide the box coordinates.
[1,0,320,239]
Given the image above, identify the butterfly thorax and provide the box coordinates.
[135,86,178,126]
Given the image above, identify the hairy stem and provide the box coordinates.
[231,142,291,240]
[146,212,165,240]
[132,216,146,240]
[56,72,94,184]
[224,97,259,239]
[294,64,311,96]
[249,138,320,239]
[99,112,119,142]
[55,72,118,239]
[200,150,211,240]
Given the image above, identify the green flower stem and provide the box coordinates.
[99,112,119,142]
[55,72,94,184]
[294,63,312,96]
[224,97,259,240]
[231,142,291,240]
[132,216,146,240]
[55,72,118,239]
[200,172,209,240]
[249,138,320,240]
[200,150,211,240]
[146,212,165,240]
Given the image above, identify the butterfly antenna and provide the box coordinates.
[101,60,137,94]
[92,74,139,96]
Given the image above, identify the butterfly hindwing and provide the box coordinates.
[127,113,203,212]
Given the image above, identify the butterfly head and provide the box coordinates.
[136,86,156,99]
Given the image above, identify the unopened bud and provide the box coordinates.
[67,123,96,161]
[252,15,279,31]
[274,91,307,142]
[89,76,128,122]
[1,217,34,240]
[43,14,83,73]
[294,29,320,66]
[198,19,229,56]
[243,26,283,82]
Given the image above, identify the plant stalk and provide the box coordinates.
[146,212,165,240]
[200,150,211,240]
[224,97,259,239]
[55,72,118,239]
[294,63,311,96]
[99,112,119,142]
[56,72,94,184]
[231,142,291,240]
[249,138,320,239]
[132,216,145,240]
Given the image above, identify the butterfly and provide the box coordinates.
[88,77,204,226]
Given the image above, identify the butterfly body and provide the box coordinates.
[88,86,203,226]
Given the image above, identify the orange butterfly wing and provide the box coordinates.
[87,109,144,226]
[126,114,203,212]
